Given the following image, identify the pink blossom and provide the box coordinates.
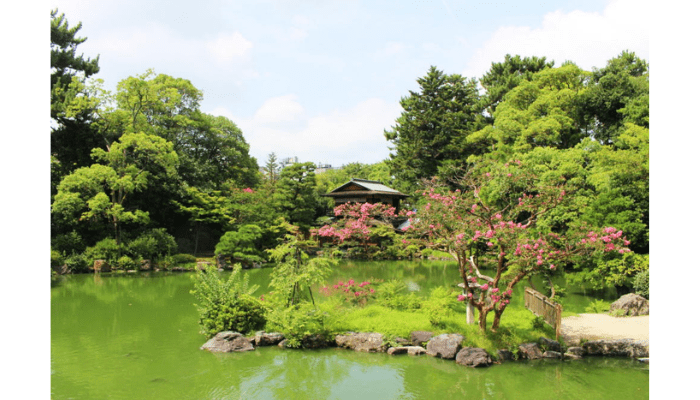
[486,172,491,177]
[480,284,489,291]
[456,233,465,240]
[507,173,512,177]
[467,293,473,298]
[549,264,556,270]
[243,188,254,193]
[457,294,467,301]
[492,288,499,293]
[487,242,494,247]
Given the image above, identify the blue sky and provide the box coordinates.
[49,0,648,166]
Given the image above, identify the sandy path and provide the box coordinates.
[559,313,649,346]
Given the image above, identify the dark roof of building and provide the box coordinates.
[322,178,408,198]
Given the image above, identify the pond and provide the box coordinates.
[51,260,648,399]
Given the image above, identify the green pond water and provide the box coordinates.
[51,260,649,399]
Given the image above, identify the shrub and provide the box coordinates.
[51,250,65,267]
[373,279,422,310]
[264,302,331,348]
[114,255,138,271]
[191,264,264,337]
[64,252,92,273]
[585,299,611,314]
[423,286,460,328]
[127,228,177,261]
[85,238,121,263]
[633,269,649,299]
[319,278,377,307]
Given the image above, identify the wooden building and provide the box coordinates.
[322,178,409,210]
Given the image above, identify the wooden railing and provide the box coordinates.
[524,287,563,340]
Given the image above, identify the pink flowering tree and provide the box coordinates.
[313,202,405,256]
[408,160,631,332]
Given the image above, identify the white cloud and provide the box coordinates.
[462,0,650,78]
[206,32,254,63]
[377,41,411,57]
[217,97,401,165]
[253,95,305,126]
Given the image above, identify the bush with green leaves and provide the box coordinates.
[373,279,422,310]
[114,255,138,271]
[171,253,197,264]
[422,286,461,328]
[51,250,65,267]
[126,228,177,261]
[52,231,85,255]
[191,264,265,337]
[64,252,92,272]
[585,299,611,314]
[85,238,121,263]
[264,301,332,348]
[215,224,265,267]
[633,269,649,299]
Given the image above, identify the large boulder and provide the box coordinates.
[93,259,111,273]
[410,331,434,347]
[518,343,543,360]
[200,331,255,353]
[335,332,386,353]
[254,331,285,347]
[610,293,649,316]
[496,349,514,362]
[455,347,492,368]
[426,334,465,359]
[582,339,649,358]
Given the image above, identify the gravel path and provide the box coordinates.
[560,313,649,346]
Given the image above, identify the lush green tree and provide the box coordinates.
[579,51,649,143]
[215,225,265,267]
[384,66,486,194]
[263,152,280,185]
[468,64,590,156]
[51,8,100,118]
[480,54,554,119]
[52,132,179,247]
[273,162,321,231]
[109,70,258,189]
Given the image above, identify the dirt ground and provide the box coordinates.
[559,313,649,346]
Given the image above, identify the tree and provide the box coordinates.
[52,132,179,247]
[579,51,649,143]
[467,64,590,156]
[480,54,554,119]
[215,225,265,267]
[407,159,630,332]
[384,66,486,194]
[173,186,235,255]
[273,162,320,231]
[263,152,280,185]
[51,8,100,118]
[267,223,336,306]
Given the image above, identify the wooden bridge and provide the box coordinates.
[524,287,563,340]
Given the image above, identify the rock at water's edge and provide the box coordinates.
[335,332,386,353]
[610,293,649,316]
[518,343,543,360]
[200,331,255,353]
[455,347,492,368]
[426,334,465,360]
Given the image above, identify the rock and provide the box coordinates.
[408,347,427,356]
[335,332,386,353]
[140,259,151,271]
[637,358,649,364]
[426,334,465,359]
[539,337,562,353]
[497,349,514,362]
[455,347,492,368]
[278,339,288,349]
[582,339,649,358]
[610,293,649,316]
[216,254,228,269]
[93,259,111,273]
[200,331,255,353]
[301,334,331,349]
[387,346,427,356]
[564,353,583,360]
[518,343,543,360]
[410,331,433,346]
[543,351,562,359]
[394,337,412,346]
[254,331,285,347]
[566,347,586,356]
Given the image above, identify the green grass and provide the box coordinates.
[319,301,556,355]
